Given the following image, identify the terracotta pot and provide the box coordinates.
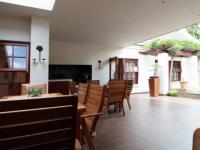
[180,81,188,90]
[148,77,160,97]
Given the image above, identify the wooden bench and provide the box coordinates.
[0,95,78,150]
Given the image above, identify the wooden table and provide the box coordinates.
[1,93,86,142]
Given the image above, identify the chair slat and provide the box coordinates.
[78,83,89,104]
[1,106,74,126]
[1,129,73,149]
[0,95,77,150]
[0,95,74,112]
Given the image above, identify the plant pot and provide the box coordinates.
[148,77,160,97]
[180,81,188,91]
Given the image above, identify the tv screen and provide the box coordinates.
[49,64,92,83]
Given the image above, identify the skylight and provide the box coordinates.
[0,0,56,11]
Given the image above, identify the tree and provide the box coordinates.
[145,39,200,90]
[187,24,200,40]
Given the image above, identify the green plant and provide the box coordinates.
[145,39,200,90]
[167,89,179,97]
[27,87,42,97]
[186,24,200,40]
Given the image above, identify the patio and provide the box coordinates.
[93,94,200,150]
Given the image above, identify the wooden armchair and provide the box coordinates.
[0,95,78,150]
[80,84,106,150]
[69,81,78,94]
[21,83,47,95]
[78,83,89,104]
[124,80,134,109]
[105,81,126,116]
[87,80,100,85]
[193,128,200,150]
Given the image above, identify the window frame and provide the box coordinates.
[109,57,139,84]
[169,61,182,82]
[123,58,139,84]
[0,40,30,72]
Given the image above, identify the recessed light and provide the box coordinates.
[0,0,56,11]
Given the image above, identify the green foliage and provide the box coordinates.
[144,39,200,58]
[27,87,42,97]
[167,89,179,97]
[186,24,200,40]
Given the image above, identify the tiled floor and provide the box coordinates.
[86,94,200,150]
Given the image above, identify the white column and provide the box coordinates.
[187,56,199,90]
[30,16,49,84]
[158,53,169,95]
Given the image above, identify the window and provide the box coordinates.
[0,41,30,97]
[169,61,181,82]
[0,0,56,11]
[124,59,139,84]
[109,57,139,84]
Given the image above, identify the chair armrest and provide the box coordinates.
[81,113,103,118]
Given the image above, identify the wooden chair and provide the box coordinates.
[21,83,47,95]
[69,81,78,94]
[80,84,106,150]
[49,81,69,95]
[87,80,100,85]
[105,81,126,116]
[0,95,78,150]
[124,80,134,110]
[193,128,200,150]
[78,83,89,104]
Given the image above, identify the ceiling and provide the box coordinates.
[0,0,200,47]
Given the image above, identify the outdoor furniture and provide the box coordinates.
[78,83,89,104]
[105,81,126,116]
[124,80,134,109]
[193,128,200,150]
[80,84,106,150]
[21,83,47,95]
[69,81,78,94]
[49,80,69,95]
[87,80,100,85]
[0,95,78,150]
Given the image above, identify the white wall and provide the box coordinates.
[30,16,49,84]
[50,41,156,93]
[0,16,30,41]
[158,53,169,94]
[187,56,199,90]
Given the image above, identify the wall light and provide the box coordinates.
[32,45,46,64]
[98,60,102,69]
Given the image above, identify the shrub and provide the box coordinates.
[167,89,179,97]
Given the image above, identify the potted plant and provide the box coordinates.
[148,62,160,97]
[27,87,42,97]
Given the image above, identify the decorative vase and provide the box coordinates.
[148,77,160,97]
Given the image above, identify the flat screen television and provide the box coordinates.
[49,64,92,83]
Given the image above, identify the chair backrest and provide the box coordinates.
[69,81,78,94]
[108,81,126,103]
[0,95,78,150]
[78,83,89,104]
[85,85,105,132]
[21,83,47,95]
[87,80,100,85]
[125,80,134,97]
[193,128,200,150]
[48,81,69,95]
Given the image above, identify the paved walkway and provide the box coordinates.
[92,94,200,150]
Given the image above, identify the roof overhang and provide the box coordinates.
[139,48,197,57]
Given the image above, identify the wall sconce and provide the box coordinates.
[32,45,46,64]
[98,60,101,69]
